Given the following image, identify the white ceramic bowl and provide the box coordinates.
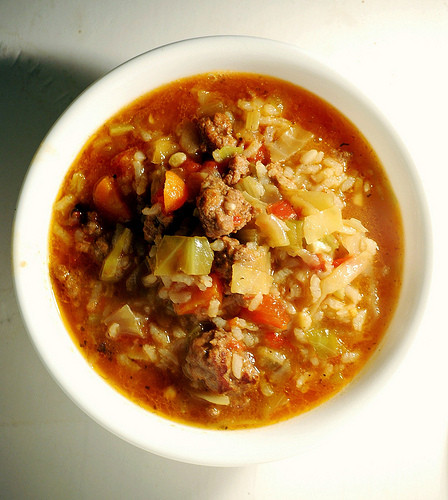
[12,36,430,466]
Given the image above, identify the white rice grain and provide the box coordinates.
[232,353,243,379]
[248,292,263,311]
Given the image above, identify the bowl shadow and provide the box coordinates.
[0,50,251,499]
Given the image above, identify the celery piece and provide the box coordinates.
[154,235,213,276]
[303,206,343,244]
[237,176,265,199]
[241,191,267,211]
[100,227,132,282]
[255,213,290,247]
[284,220,304,255]
[245,109,261,131]
[153,236,183,276]
[212,145,243,163]
[109,123,135,136]
[304,328,341,358]
[197,90,224,116]
[236,228,259,244]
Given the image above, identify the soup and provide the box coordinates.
[49,72,403,429]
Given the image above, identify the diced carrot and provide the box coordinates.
[111,147,139,179]
[267,200,299,220]
[175,274,223,315]
[242,295,290,330]
[163,170,188,213]
[93,175,131,221]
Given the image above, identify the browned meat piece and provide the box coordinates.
[183,328,259,393]
[143,205,173,245]
[197,176,253,239]
[143,214,163,244]
[67,207,110,264]
[197,112,238,151]
[51,264,83,307]
[266,161,296,190]
[212,236,241,282]
[212,236,263,289]
[223,154,250,186]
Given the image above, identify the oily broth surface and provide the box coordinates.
[49,72,403,429]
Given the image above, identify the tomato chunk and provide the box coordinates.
[242,295,290,330]
[267,200,299,220]
[175,274,223,315]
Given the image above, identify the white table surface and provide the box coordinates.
[1,1,447,498]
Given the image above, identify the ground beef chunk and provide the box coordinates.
[212,236,242,282]
[51,264,84,307]
[266,161,297,190]
[212,236,263,291]
[143,204,173,245]
[68,207,110,263]
[223,154,250,186]
[183,328,259,393]
[197,112,238,152]
[196,175,253,239]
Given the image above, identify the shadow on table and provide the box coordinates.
[0,52,253,500]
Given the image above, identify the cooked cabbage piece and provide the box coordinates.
[303,206,343,244]
[303,328,341,358]
[255,213,290,247]
[267,124,313,162]
[104,304,144,337]
[100,227,132,282]
[154,235,214,276]
[319,250,374,299]
[283,189,335,216]
[231,245,272,295]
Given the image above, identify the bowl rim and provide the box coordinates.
[12,35,432,466]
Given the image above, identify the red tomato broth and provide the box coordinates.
[49,72,403,429]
